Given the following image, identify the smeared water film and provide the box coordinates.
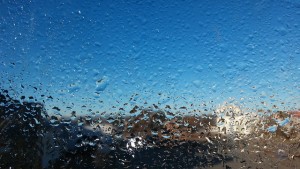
[0,0,299,168]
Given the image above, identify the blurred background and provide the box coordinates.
[0,0,299,116]
[1,1,300,168]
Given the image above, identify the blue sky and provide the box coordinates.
[0,0,299,116]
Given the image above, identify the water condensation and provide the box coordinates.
[0,0,299,168]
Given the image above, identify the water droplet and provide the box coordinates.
[95,76,109,91]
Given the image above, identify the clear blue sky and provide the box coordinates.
[0,0,299,116]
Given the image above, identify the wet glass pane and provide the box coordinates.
[0,0,299,168]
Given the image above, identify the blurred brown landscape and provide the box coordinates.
[0,89,299,168]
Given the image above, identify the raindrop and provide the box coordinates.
[95,76,109,92]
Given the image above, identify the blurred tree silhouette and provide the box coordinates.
[0,89,48,168]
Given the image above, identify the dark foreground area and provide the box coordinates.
[0,89,299,169]
[0,90,232,169]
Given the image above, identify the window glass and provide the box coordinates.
[0,0,299,168]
